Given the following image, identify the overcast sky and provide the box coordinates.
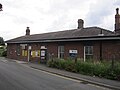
[0,0,120,40]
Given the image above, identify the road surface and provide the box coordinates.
[0,57,111,90]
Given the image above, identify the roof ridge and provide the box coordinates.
[30,29,78,36]
[6,26,115,43]
[28,26,113,36]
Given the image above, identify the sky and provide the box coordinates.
[0,0,120,40]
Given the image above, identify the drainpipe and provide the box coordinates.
[84,46,86,62]
[100,41,102,61]
[99,29,103,61]
[28,48,30,62]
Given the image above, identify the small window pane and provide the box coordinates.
[85,46,93,55]
[89,46,93,54]
[58,46,64,59]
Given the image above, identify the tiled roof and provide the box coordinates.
[6,27,115,43]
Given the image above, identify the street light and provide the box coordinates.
[0,3,3,11]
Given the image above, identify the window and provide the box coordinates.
[22,50,25,56]
[84,46,93,61]
[22,50,27,56]
[36,50,40,57]
[30,50,40,57]
[17,45,21,56]
[85,46,93,55]
[58,46,64,59]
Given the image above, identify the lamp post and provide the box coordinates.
[0,3,3,11]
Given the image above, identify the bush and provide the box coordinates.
[0,46,6,57]
[47,58,120,81]
[2,50,7,57]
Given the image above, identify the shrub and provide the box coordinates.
[47,58,120,81]
[0,46,6,57]
[2,50,7,57]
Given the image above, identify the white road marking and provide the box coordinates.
[87,83,112,90]
[15,61,27,64]
[0,59,8,63]
[31,67,82,83]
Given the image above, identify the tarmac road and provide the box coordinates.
[0,57,111,90]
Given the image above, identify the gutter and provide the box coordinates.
[5,36,120,44]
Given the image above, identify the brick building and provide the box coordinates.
[6,8,120,62]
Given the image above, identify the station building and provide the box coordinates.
[6,8,120,62]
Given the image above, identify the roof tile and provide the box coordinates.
[6,27,115,43]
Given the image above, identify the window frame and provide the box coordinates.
[58,46,64,59]
[17,45,21,56]
[85,46,93,55]
[84,46,93,61]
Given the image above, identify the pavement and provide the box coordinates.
[28,63,120,90]
[2,57,120,90]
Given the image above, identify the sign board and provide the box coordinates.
[41,46,47,49]
[28,46,31,50]
[20,44,27,46]
[20,44,27,49]
[41,50,45,56]
[69,50,78,57]
[69,50,78,54]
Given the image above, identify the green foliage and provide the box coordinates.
[47,59,120,81]
[0,46,6,57]
[1,50,7,57]
[0,37,5,45]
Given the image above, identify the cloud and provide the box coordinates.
[45,0,92,31]
[0,0,119,40]
[86,0,115,26]
[114,0,120,6]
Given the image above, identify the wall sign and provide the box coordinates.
[69,50,78,57]
[69,50,78,54]
[29,46,31,50]
[41,46,47,49]
[41,50,45,56]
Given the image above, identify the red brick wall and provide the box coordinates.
[102,41,120,60]
[7,41,120,62]
[7,44,16,59]
[64,42,84,59]
[93,42,100,60]
[47,42,58,58]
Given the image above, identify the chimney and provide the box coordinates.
[0,3,3,11]
[77,19,84,29]
[115,8,120,34]
[26,27,30,35]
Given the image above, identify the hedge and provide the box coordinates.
[47,59,120,81]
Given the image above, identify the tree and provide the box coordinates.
[0,37,5,45]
